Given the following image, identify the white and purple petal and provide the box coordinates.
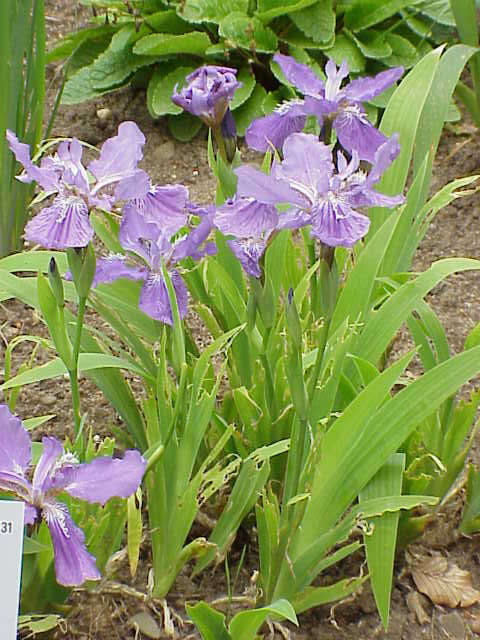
[139,270,188,325]
[24,196,93,249]
[131,183,189,236]
[32,437,63,494]
[276,133,333,199]
[235,164,303,206]
[228,238,266,279]
[42,501,101,586]
[93,255,148,287]
[311,200,370,247]
[245,104,306,153]
[333,107,388,162]
[6,130,59,192]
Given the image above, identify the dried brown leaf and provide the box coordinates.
[412,556,480,608]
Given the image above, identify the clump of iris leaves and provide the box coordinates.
[50,0,458,141]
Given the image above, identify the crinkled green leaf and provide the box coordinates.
[256,0,318,23]
[230,66,256,110]
[289,1,335,45]
[328,34,366,73]
[384,33,419,68]
[345,0,414,32]
[179,0,249,24]
[147,65,195,117]
[133,31,211,56]
[167,111,203,141]
[346,28,392,59]
[219,13,278,53]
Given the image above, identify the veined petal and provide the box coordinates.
[214,198,278,238]
[93,255,148,287]
[343,66,403,102]
[139,270,188,325]
[311,200,370,247]
[235,165,304,206]
[325,59,349,101]
[0,405,31,474]
[24,196,93,249]
[277,133,332,198]
[113,170,150,202]
[334,109,387,162]
[58,450,146,505]
[119,206,165,266]
[0,470,32,503]
[133,183,189,236]
[24,503,38,526]
[6,130,59,192]
[245,109,306,153]
[32,437,63,493]
[42,501,100,586]
[88,121,145,186]
[273,54,325,96]
[227,238,266,279]
[171,214,216,263]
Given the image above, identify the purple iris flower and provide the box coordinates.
[236,132,404,248]
[246,55,403,161]
[0,404,146,586]
[172,66,241,128]
[6,122,149,249]
[93,201,215,324]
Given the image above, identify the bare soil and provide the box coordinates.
[2,2,480,638]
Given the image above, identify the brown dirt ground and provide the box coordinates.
[2,2,480,638]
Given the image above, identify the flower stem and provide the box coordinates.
[69,295,87,436]
[212,124,228,164]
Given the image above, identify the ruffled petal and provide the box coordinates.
[0,471,32,502]
[273,54,325,96]
[171,214,216,263]
[235,165,304,206]
[311,200,370,247]
[93,255,148,287]
[24,196,93,249]
[133,184,189,236]
[88,121,146,187]
[334,109,387,162]
[42,501,100,586]
[113,170,150,202]
[343,66,403,102]
[0,405,31,474]
[325,59,349,101]
[245,109,306,153]
[277,133,332,197]
[56,450,146,505]
[139,270,188,325]
[214,198,278,238]
[6,130,59,192]
[227,238,266,279]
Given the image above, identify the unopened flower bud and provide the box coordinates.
[48,257,64,308]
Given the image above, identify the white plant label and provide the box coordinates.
[0,501,25,639]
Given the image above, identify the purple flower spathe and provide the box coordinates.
[7,122,149,249]
[171,66,241,128]
[0,404,146,586]
[236,132,404,248]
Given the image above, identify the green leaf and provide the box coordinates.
[345,0,414,32]
[219,13,278,53]
[18,614,63,634]
[292,577,367,613]
[384,33,419,68]
[256,0,318,23]
[47,24,117,63]
[460,464,480,534]
[89,44,156,90]
[147,65,195,117]
[230,66,256,110]
[133,31,211,56]
[23,536,50,554]
[186,602,230,640]
[328,35,366,73]
[179,0,249,24]
[145,8,191,34]
[229,600,298,638]
[167,111,203,141]
[346,28,392,59]
[23,415,55,430]
[234,83,267,136]
[127,488,142,577]
[416,0,456,26]
[360,453,405,630]
[289,1,335,45]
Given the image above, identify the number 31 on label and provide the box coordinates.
[0,521,13,534]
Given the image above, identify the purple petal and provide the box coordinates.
[114,170,150,202]
[93,255,148,287]
[228,238,266,278]
[32,437,63,493]
[139,270,188,325]
[214,197,278,238]
[343,66,404,102]
[277,207,312,230]
[43,501,100,586]
[58,450,146,505]
[132,183,189,236]
[0,405,31,474]
[119,206,166,266]
[6,130,59,192]
[273,54,325,96]
[334,109,388,162]
[324,59,349,101]
[366,133,401,185]
[245,108,306,153]
[311,200,370,247]
[24,196,94,249]
[235,165,303,206]
[88,121,145,187]
[171,214,215,263]
[0,471,32,503]
[276,133,332,197]
[24,504,38,525]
